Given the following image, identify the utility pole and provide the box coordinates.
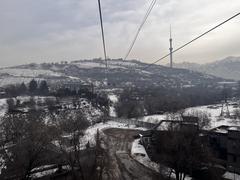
[220,84,230,117]
[169,25,173,68]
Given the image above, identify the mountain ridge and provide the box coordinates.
[172,56,240,80]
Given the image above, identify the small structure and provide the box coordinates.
[220,100,230,117]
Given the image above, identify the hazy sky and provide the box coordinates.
[0,0,240,67]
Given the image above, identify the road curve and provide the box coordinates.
[100,128,164,180]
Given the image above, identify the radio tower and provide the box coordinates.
[169,25,173,68]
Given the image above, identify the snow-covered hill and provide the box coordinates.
[173,56,240,80]
[0,58,227,88]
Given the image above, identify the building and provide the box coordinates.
[140,118,240,176]
[227,127,240,173]
[205,125,240,174]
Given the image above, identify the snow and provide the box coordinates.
[131,139,160,172]
[229,126,240,131]
[131,139,189,180]
[109,106,116,117]
[67,76,80,80]
[131,139,149,157]
[31,168,57,178]
[31,165,55,172]
[0,68,63,77]
[130,139,192,180]
[108,94,118,117]
[138,114,167,124]
[185,102,240,130]
[79,100,102,124]
[0,98,7,117]
[108,94,118,104]
[80,121,146,149]
[138,101,240,130]
[0,156,6,174]
[223,171,240,180]
[71,59,140,69]
[30,164,71,178]
[0,67,80,87]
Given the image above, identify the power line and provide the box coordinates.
[97,0,108,74]
[143,12,240,70]
[123,0,157,61]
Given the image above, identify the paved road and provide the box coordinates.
[101,128,164,180]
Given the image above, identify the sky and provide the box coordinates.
[0,0,240,67]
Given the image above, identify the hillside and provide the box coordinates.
[173,56,240,80]
[0,58,225,89]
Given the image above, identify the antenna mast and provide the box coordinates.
[169,25,173,68]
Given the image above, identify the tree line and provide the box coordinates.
[5,79,49,97]
[0,109,99,180]
[116,85,226,118]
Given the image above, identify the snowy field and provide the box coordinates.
[0,67,81,87]
[0,68,63,77]
[185,102,240,130]
[137,102,240,130]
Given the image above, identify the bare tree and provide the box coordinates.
[0,110,57,180]
[155,124,218,180]
[52,110,90,180]
[185,110,211,129]
[233,109,240,120]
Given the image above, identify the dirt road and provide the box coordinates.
[100,128,164,180]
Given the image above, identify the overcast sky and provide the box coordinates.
[0,0,239,67]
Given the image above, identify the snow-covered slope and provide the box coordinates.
[0,68,63,77]
[0,58,226,88]
[173,56,240,80]
[138,101,240,130]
